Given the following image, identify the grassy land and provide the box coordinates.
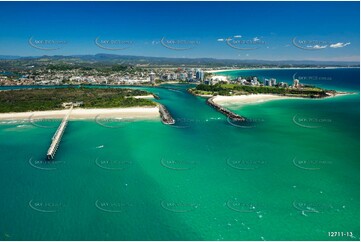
[0,87,156,113]
[189,83,334,98]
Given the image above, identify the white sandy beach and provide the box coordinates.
[132,95,154,99]
[212,94,293,106]
[210,91,349,107]
[0,107,160,121]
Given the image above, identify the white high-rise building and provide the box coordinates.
[270,78,277,86]
[149,72,155,83]
[196,69,204,81]
[264,78,271,86]
[293,79,300,88]
[251,77,260,86]
[187,70,193,79]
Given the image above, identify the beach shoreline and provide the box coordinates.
[205,66,359,74]
[211,92,350,107]
[212,94,294,107]
[0,107,160,121]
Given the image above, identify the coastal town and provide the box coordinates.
[0,65,209,86]
[0,63,308,90]
[0,54,357,87]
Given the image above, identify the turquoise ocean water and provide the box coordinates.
[0,68,359,240]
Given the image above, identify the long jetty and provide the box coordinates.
[46,107,72,160]
[207,97,246,122]
[158,104,175,125]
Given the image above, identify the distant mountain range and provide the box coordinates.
[0,55,23,60]
[0,54,359,66]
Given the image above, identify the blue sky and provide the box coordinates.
[0,1,359,61]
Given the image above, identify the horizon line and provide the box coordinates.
[0,53,359,63]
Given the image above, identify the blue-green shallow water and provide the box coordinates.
[0,68,359,240]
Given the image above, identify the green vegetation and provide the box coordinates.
[190,83,334,98]
[0,87,156,113]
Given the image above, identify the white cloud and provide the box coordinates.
[330,42,351,48]
[217,38,224,42]
[234,35,242,38]
[306,44,327,49]
[253,37,260,41]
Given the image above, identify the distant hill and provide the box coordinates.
[0,53,359,67]
[0,55,23,60]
